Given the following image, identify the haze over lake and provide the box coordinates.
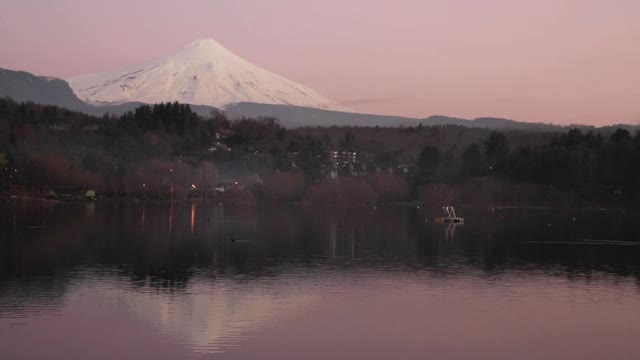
[1,202,639,359]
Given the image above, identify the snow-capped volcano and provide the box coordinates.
[67,38,346,111]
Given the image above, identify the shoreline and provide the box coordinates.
[1,194,631,212]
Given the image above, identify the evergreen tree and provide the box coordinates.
[462,143,485,176]
[484,131,509,159]
[417,145,440,183]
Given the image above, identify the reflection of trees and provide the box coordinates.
[1,203,640,287]
[416,208,640,279]
[0,275,71,316]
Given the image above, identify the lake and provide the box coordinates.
[1,202,640,359]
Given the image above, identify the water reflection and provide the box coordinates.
[63,273,320,354]
[444,223,459,241]
[1,202,640,358]
[1,202,640,291]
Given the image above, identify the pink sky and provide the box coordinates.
[1,0,639,125]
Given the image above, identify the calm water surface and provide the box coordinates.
[1,202,640,359]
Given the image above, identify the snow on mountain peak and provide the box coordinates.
[179,38,234,60]
[67,38,348,112]
[187,38,225,50]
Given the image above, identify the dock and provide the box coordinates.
[434,206,465,224]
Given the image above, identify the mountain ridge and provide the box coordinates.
[2,67,637,132]
[0,68,93,113]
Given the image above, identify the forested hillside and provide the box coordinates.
[1,98,639,207]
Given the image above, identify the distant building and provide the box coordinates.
[328,149,371,178]
[216,128,236,140]
[206,142,230,152]
[330,149,357,166]
[207,128,236,152]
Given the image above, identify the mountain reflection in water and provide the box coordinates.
[1,202,640,359]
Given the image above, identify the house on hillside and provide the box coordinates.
[207,142,230,153]
[330,149,357,166]
[206,128,236,153]
[328,149,373,178]
[216,128,236,141]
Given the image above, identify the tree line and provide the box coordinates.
[1,98,639,207]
